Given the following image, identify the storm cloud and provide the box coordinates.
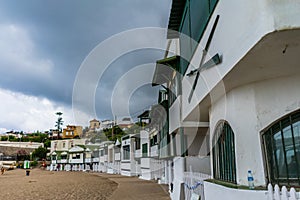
[0,0,171,131]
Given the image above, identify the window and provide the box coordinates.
[135,137,141,150]
[63,142,66,148]
[100,149,104,156]
[212,122,236,183]
[72,154,80,159]
[142,143,148,157]
[179,0,219,75]
[123,145,130,160]
[150,135,158,147]
[263,111,300,186]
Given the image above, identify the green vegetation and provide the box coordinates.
[0,132,50,146]
[103,126,126,141]
[55,112,63,137]
[32,146,47,160]
[30,160,38,167]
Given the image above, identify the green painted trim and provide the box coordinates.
[205,179,267,190]
[156,56,178,64]
[178,0,190,32]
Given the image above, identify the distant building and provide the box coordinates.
[117,117,133,130]
[62,125,83,139]
[100,120,114,130]
[0,141,44,160]
[89,119,100,131]
[48,129,59,139]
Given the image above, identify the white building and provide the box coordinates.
[99,120,114,130]
[152,0,300,199]
[120,134,137,176]
[99,140,114,172]
[49,139,87,170]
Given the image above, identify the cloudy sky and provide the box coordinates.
[0,0,172,133]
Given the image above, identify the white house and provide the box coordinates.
[49,139,87,170]
[120,134,138,176]
[152,0,300,199]
[99,140,114,172]
[68,146,85,165]
[106,141,121,174]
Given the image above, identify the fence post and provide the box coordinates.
[281,186,288,200]
[290,187,297,200]
[274,184,280,200]
[268,184,274,200]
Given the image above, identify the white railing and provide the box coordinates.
[107,162,121,174]
[268,184,300,200]
[150,159,164,180]
[183,171,212,200]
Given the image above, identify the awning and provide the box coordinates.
[61,152,68,155]
[69,146,84,153]
[152,56,180,85]
[137,110,150,119]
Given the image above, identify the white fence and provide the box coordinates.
[268,184,300,200]
[107,162,121,174]
[183,171,211,200]
[150,159,164,180]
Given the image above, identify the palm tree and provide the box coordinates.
[55,112,63,139]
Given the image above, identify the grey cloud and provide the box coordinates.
[0,0,171,122]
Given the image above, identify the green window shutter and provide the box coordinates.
[179,0,219,75]
[142,143,148,157]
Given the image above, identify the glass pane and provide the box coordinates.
[292,121,300,151]
[273,131,287,178]
[190,0,209,42]
[292,121,300,177]
[210,0,219,13]
[179,8,192,75]
[283,125,297,178]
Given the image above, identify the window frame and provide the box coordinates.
[178,0,219,75]
[212,121,237,184]
[123,145,130,160]
[262,110,300,186]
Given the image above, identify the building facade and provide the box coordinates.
[152,0,300,199]
[62,125,83,139]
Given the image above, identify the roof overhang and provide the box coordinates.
[167,0,187,39]
[152,56,180,85]
[137,110,150,119]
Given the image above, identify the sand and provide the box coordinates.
[0,169,170,200]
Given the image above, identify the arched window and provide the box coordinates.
[212,121,236,183]
[262,111,300,186]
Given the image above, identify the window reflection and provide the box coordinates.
[263,111,300,186]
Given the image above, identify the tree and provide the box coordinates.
[32,146,47,161]
[103,126,126,141]
[55,112,63,138]
[44,139,51,148]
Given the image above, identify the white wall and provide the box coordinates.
[166,38,179,57]
[204,181,267,200]
[210,74,300,186]
[169,96,181,133]
[185,156,211,175]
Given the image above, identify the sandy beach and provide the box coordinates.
[0,169,170,200]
